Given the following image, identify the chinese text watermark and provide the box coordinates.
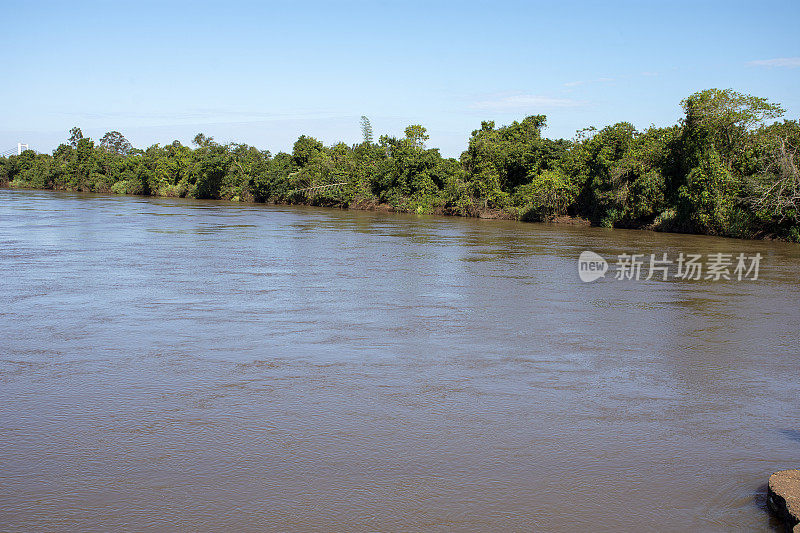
[578,251,762,282]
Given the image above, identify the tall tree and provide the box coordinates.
[99,131,132,155]
[69,127,84,148]
[404,125,429,149]
[681,88,785,171]
[360,116,373,144]
[192,133,214,147]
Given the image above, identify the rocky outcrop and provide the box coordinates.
[769,469,800,532]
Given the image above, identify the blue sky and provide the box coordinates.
[2,0,799,157]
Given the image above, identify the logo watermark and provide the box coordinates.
[578,250,609,282]
[578,251,762,282]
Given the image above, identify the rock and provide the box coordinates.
[769,469,800,531]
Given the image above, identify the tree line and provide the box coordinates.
[1,89,798,241]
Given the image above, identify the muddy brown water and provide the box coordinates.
[1,189,799,532]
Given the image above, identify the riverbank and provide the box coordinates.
[3,181,775,241]
[2,90,798,242]
[769,470,800,532]
[349,194,592,224]
[0,179,596,226]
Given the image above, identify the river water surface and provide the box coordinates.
[1,189,799,532]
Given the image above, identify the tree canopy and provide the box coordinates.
[1,89,797,241]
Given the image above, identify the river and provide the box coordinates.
[1,189,798,532]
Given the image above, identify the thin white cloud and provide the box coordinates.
[563,77,614,87]
[57,109,338,122]
[748,57,800,68]
[471,94,585,111]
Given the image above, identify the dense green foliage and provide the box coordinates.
[2,89,798,240]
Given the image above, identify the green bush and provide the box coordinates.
[513,169,577,221]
